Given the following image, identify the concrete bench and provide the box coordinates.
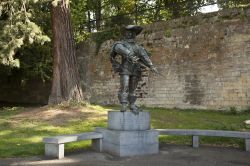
[156,129,250,151]
[43,132,103,159]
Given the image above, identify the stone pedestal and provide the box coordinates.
[108,111,150,130]
[96,111,159,157]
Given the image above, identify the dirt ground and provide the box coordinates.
[1,145,250,166]
[11,104,107,126]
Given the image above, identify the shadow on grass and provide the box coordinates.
[0,118,107,158]
[0,106,108,158]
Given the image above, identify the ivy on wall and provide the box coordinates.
[92,26,123,54]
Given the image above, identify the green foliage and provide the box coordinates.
[92,26,122,53]
[218,0,250,9]
[71,0,90,43]
[18,43,52,81]
[229,107,239,115]
[73,31,90,43]
[0,0,50,67]
[105,15,133,28]
[164,28,172,38]
[227,106,250,115]
[0,0,53,81]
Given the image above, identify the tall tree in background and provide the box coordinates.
[94,0,102,30]
[49,0,83,104]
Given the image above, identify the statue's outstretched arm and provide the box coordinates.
[138,46,159,74]
[138,46,154,68]
[114,43,136,60]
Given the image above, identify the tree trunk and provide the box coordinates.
[49,0,83,104]
[154,0,162,21]
[95,0,102,31]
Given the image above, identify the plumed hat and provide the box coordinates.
[124,25,143,35]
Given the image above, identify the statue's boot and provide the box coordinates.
[120,103,127,112]
[130,104,142,115]
[128,94,141,114]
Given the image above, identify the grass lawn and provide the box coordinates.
[0,103,250,158]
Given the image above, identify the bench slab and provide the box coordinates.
[157,129,250,151]
[43,132,103,144]
[157,129,250,138]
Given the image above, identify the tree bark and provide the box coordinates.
[49,0,83,104]
[95,0,102,30]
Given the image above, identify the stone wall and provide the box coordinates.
[77,8,250,110]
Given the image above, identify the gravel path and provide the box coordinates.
[1,145,250,166]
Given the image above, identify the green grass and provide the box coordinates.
[149,107,250,148]
[0,105,108,158]
[0,105,250,158]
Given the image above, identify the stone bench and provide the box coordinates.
[43,132,103,159]
[156,129,250,151]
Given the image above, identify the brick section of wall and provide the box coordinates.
[77,8,250,110]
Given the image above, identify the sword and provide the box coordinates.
[127,57,166,79]
[150,68,166,79]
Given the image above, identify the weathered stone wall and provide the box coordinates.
[77,8,250,110]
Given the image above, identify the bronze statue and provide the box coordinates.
[110,25,158,114]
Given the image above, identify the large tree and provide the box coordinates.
[48,0,83,104]
[0,0,84,104]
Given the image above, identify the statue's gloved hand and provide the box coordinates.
[128,52,139,63]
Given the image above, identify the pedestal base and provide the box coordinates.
[96,128,159,157]
[108,111,150,130]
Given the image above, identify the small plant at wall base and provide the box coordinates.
[229,106,240,115]
[165,28,172,38]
